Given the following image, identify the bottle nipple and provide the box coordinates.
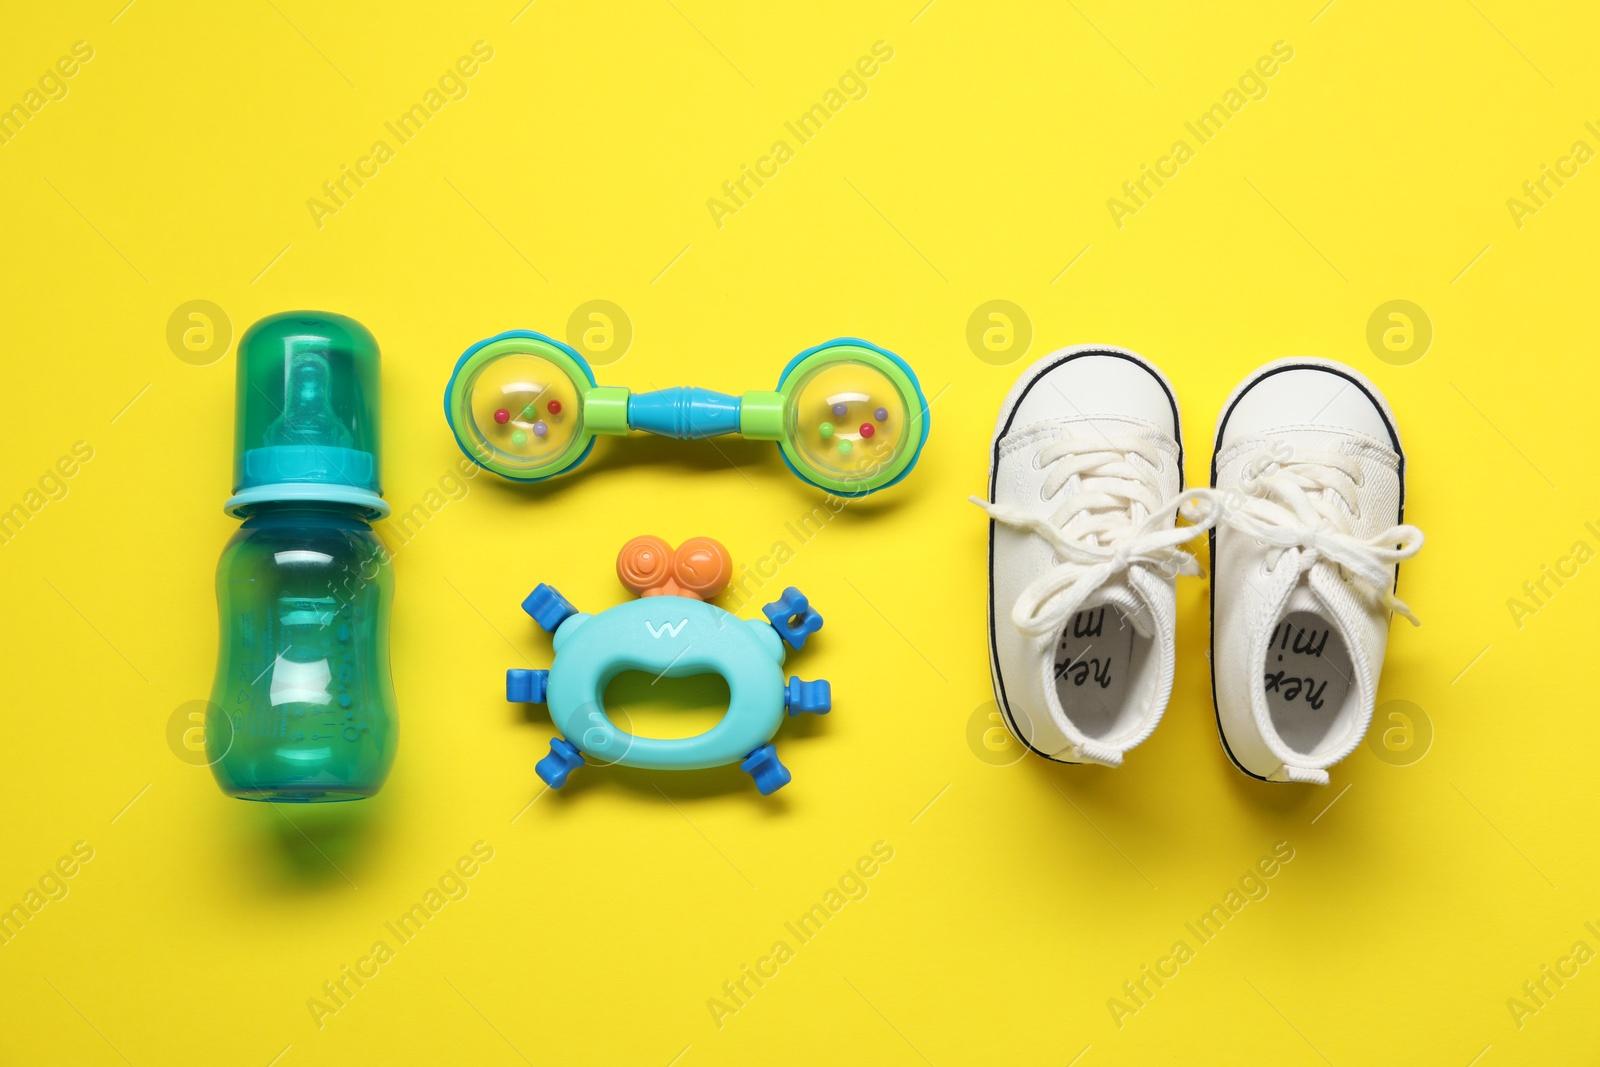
[268,352,352,449]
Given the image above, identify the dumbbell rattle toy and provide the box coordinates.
[443,331,929,496]
[505,535,831,794]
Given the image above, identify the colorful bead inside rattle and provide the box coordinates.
[783,358,909,481]
[456,351,585,474]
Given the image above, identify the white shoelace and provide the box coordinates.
[1180,448,1424,624]
[971,436,1208,637]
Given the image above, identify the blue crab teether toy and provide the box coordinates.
[505,536,831,794]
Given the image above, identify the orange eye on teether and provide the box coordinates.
[673,537,732,600]
[616,535,731,599]
[617,535,673,596]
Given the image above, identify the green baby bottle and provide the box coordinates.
[207,312,398,802]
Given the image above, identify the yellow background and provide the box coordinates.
[2,1,1597,1063]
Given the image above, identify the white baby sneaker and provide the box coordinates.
[1192,358,1423,784]
[974,346,1202,766]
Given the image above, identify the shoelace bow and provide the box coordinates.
[1179,449,1424,625]
[971,436,1209,637]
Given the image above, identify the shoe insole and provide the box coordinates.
[1264,610,1354,755]
[1054,605,1136,740]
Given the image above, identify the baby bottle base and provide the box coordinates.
[226,785,377,804]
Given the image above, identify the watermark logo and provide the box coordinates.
[0,40,94,149]
[1365,300,1431,366]
[1506,522,1600,630]
[967,700,1026,766]
[1366,699,1431,766]
[1108,841,1296,1029]
[1507,923,1600,1031]
[707,841,895,1029]
[1506,124,1600,231]
[308,842,495,1029]
[706,41,895,230]
[307,42,495,230]
[1106,41,1294,229]
[166,699,233,767]
[572,698,637,769]
[966,300,1032,366]
[167,300,233,366]
[0,842,95,948]
[566,299,632,366]
[1,440,95,549]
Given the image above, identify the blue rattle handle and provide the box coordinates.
[628,387,742,439]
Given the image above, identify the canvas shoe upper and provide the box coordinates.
[974,346,1202,767]
[1188,358,1424,784]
